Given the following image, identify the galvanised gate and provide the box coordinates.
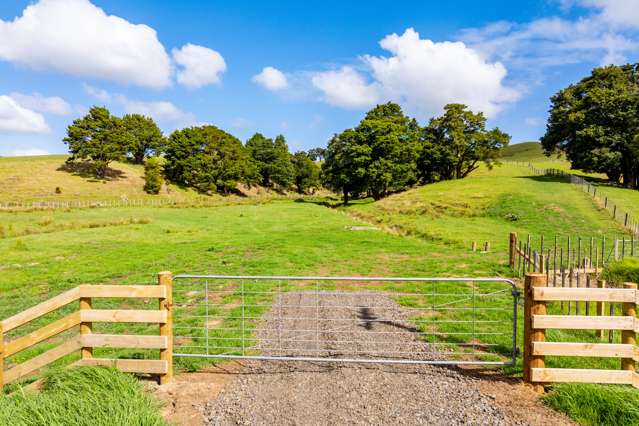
[171,275,519,365]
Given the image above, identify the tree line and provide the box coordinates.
[542,63,639,189]
[63,106,321,195]
[63,102,509,201]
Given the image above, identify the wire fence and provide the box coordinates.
[526,163,639,236]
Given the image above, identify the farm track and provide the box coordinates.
[201,293,572,426]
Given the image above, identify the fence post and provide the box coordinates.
[597,280,606,340]
[159,271,173,385]
[524,273,547,393]
[0,323,4,392]
[80,296,92,359]
[622,283,637,374]
[509,232,518,268]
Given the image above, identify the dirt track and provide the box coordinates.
[159,293,575,425]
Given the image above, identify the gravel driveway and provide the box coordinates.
[201,292,542,425]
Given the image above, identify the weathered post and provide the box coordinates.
[596,280,606,340]
[159,271,173,385]
[471,241,477,252]
[484,241,490,252]
[80,295,93,360]
[0,323,4,392]
[524,273,547,393]
[622,283,637,374]
[509,232,517,268]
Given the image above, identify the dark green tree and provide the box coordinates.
[245,133,295,189]
[63,106,129,178]
[143,156,163,194]
[420,104,509,181]
[164,125,254,194]
[541,64,639,187]
[322,102,420,202]
[321,128,371,204]
[122,114,165,164]
[291,151,321,193]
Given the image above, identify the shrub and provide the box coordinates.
[0,366,167,426]
[602,258,639,285]
[143,157,163,195]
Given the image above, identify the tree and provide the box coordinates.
[143,156,163,194]
[420,104,509,181]
[122,114,165,164]
[291,151,321,193]
[322,102,420,202]
[307,147,327,161]
[63,106,129,178]
[245,133,295,189]
[541,64,639,187]
[164,125,254,194]
[322,129,371,204]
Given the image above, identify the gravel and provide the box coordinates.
[203,292,528,426]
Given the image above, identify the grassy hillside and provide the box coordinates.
[344,162,627,254]
[500,141,544,160]
[0,155,201,202]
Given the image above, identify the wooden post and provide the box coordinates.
[159,271,173,385]
[484,241,490,252]
[596,280,606,340]
[80,296,93,359]
[524,273,547,393]
[539,253,545,274]
[509,232,517,268]
[622,282,637,374]
[471,241,477,252]
[0,323,4,392]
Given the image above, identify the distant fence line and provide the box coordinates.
[526,163,639,236]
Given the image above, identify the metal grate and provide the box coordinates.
[172,276,519,365]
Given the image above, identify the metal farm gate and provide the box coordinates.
[172,275,519,366]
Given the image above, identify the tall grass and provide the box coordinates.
[0,366,167,426]
[544,383,639,426]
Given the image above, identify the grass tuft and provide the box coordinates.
[544,383,639,426]
[0,366,167,426]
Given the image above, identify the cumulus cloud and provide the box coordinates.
[0,95,49,133]
[311,66,379,109]
[82,83,112,102]
[253,66,289,91]
[311,29,518,118]
[9,92,71,115]
[0,0,173,89]
[580,0,639,28]
[116,95,196,126]
[173,44,226,89]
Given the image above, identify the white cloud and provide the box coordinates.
[311,29,518,118]
[252,66,289,91]
[116,95,196,126]
[9,92,71,115]
[5,148,51,157]
[172,43,226,88]
[0,0,172,88]
[580,0,639,28]
[311,66,379,109]
[0,95,49,133]
[82,83,111,102]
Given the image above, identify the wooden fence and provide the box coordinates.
[523,273,639,392]
[0,272,173,390]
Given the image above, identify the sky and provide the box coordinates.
[0,0,638,156]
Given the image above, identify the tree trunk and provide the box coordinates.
[343,188,349,205]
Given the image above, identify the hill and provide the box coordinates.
[500,141,546,161]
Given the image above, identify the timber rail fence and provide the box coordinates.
[525,162,639,236]
[523,273,639,392]
[0,272,173,390]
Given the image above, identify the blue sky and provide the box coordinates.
[0,0,638,156]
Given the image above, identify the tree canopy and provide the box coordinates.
[164,125,255,194]
[420,104,510,181]
[245,133,295,189]
[541,64,639,187]
[122,114,165,164]
[291,151,321,194]
[63,106,129,178]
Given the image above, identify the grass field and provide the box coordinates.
[1,149,638,425]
